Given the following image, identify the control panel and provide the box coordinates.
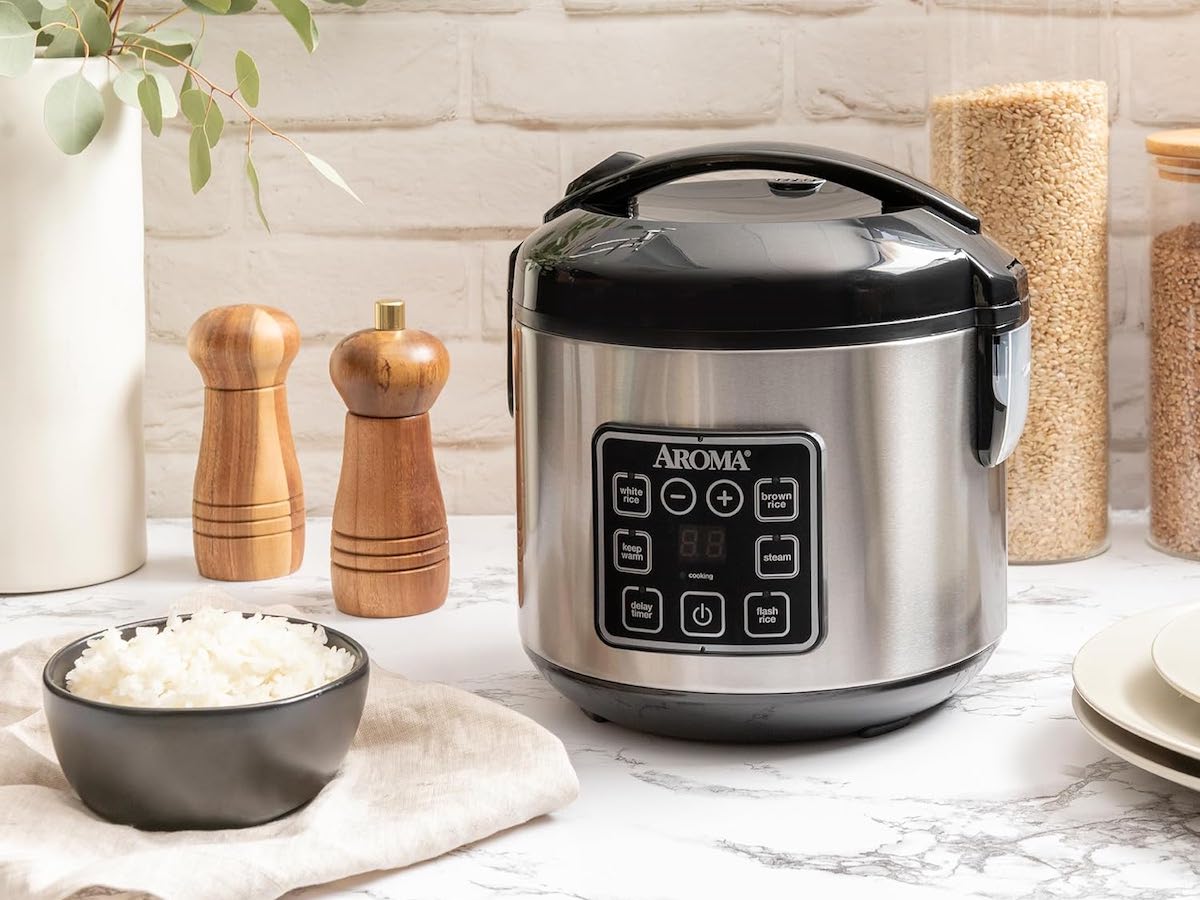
[593,427,824,655]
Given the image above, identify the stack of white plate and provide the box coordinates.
[1073,605,1200,790]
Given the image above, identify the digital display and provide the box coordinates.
[679,524,727,564]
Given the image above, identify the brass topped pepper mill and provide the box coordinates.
[330,300,451,617]
[188,304,305,581]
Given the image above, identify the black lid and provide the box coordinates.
[511,143,1029,350]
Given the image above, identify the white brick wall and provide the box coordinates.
[140,0,1197,515]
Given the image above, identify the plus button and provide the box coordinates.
[705,479,744,518]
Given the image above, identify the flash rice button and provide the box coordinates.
[612,472,651,517]
[745,591,790,638]
[705,479,744,518]
[681,591,725,637]
[661,477,697,516]
[755,477,798,522]
[621,586,663,634]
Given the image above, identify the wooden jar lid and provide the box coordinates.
[1148,130,1200,182]
[1147,129,1200,159]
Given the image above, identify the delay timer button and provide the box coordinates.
[621,586,663,634]
[612,472,651,517]
[754,477,799,522]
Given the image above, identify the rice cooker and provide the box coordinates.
[507,143,1030,741]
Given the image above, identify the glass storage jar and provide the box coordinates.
[927,0,1112,563]
[1147,131,1200,559]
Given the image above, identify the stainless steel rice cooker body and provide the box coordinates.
[508,144,1031,741]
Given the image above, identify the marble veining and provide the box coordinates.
[5,512,1200,899]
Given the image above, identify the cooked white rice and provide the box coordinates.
[65,608,357,708]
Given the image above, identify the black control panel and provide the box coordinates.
[593,427,824,655]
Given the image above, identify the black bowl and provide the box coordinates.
[43,614,370,831]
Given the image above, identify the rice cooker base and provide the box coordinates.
[528,645,996,742]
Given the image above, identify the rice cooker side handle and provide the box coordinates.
[507,245,519,417]
[543,142,981,234]
[974,260,1032,469]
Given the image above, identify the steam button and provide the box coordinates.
[706,479,744,518]
[756,534,801,579]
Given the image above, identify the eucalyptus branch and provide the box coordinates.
[114,42,304,154]
[0,0,357,214]
[39,17,90,57]
[144,7,187,31]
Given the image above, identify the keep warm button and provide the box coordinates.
[613,529,652,574]
[755,534,801,579]
[745,591,790,638]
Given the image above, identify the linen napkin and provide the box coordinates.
[0,618,579,900]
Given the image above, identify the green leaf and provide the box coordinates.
[180,87,206,126]
[234,49,258,107]
[246,154,269,231]
[119,28,194,66]
[117,15,148,32]
[9,0,43,25]
[41,0,110,57]
[112,68,141,106]
[151,72,177,118]
[180,70,193,93]
[202,100,222,147]
[304,151,360,203]
[267,0,316,53]
[0,1,35,77]
[183,0,255,13]
[43,71,104,154]
[137,68,162,136]
[38,0,66,9]
[184,0,230,11]
[188,126,211,194]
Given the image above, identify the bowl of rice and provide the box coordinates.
[42,608,369,831]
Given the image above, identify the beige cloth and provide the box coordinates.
[0,627,579,900]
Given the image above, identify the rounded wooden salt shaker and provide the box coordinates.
[330,300,451,617]
[188,304,305,581]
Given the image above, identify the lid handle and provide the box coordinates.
[545,142,980,233]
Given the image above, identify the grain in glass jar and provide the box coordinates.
[927,0,1112,563]
[1147,130,1200,559]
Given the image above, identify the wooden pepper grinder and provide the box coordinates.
[330,300,451,617]
[188,305,305,581]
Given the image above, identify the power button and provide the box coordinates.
[681,591,725,638]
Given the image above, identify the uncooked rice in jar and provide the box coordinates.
[930,80,1109,563]
[1149,222,1200,556]
[65,607,356,708]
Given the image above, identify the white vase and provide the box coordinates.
[0,58,147,592]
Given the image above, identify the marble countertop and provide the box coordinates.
[5,514,1200,900]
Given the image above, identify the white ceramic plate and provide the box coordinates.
[1153,606,1200,704]
[1072,604,1200,761]
[1073,690,1200,792]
